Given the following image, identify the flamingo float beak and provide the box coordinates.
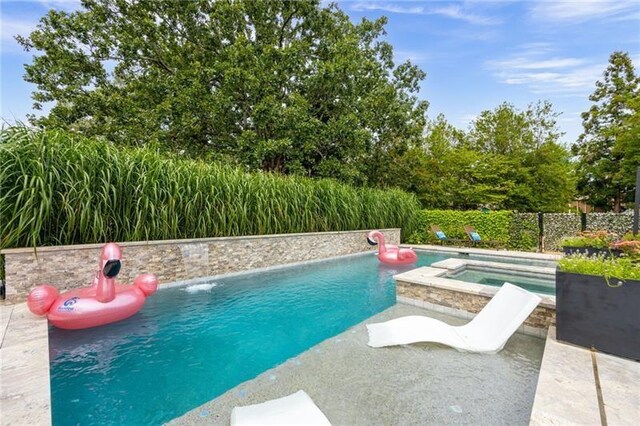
[367,236,378,246]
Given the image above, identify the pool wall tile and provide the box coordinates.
[1,229,400,303]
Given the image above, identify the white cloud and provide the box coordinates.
[394,50,430,64]
[1,19,37,42]
[1,19,38,53]
[350,2,425,14]
[431,4,500,25]
[530,0,640,23]
[486,44,612,96]
[488,57,586,70]
[34,0,81,12]
[349,1,500,25]
[458,113,478,123]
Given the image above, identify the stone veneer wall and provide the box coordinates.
[585,212,634,236]
[1,229,400,303]
[542,213,581,252]
[397,281,555,329]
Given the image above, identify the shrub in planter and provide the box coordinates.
[556,254,640,360]
[560,231,621,257]
[611,233,640,257]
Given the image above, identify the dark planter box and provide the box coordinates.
[556,270,640,361]
[562,246,622,258]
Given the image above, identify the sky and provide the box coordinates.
[1,0,639,145]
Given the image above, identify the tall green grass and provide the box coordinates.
[0,126,420,251]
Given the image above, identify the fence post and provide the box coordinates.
[538,212,544,252]
[581,212,587,232]
[634,167,639,236]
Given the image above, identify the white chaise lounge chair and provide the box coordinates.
[231,390,331,426]
[367,283,541,353]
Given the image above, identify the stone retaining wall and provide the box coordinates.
[1,229,400,303]
[397,280,556,330]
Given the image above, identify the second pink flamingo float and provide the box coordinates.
[367,230,417,265]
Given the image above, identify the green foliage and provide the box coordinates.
[622,232,640,241]
[407,210,513,245]
[16,0,427,186]
[388,104,575,212]
[560,231,617,249]
[574,51,640,212]
[509,213,539,251]
[0,127,421,251]
[559,255,640,282]
[466,101,575,212]
[407,210,540,250]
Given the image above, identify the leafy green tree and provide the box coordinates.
[384,108,574,212]
[464,101,574,211]
[574,51,640,211]
[16,0,427,185]
[615,95,640,195]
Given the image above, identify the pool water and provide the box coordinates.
[450,269,555,295]
[49,250,552,425]
[50,253,410,425]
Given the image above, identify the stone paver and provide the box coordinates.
[0,304,14,347]
[597,352,640,426]
[530,327,640,426]
[0,303,51,426]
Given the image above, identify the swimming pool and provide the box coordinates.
[449,268,555,295]
[50,253,406,425]
[416,249,557,268]
[49,250,552,424]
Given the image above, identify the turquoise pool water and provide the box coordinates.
[450,269,555,295]
[49,250,553,425]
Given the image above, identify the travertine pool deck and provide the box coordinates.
[170,303,545,425]
[530,327,640,426]
[0,302,51,426]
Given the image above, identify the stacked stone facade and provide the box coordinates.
[2,229,400,303]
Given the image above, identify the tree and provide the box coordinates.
[16,0,427,185]
[385,107,574,212]
[574,51,640,212]
[465,101,574,211]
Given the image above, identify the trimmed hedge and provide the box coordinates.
[0,127,421,252]
[407,210,540,251]
[510,213,539,251]
[407,210,512,245]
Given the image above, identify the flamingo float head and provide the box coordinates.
[367,230,386,249]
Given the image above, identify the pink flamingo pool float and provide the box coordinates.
[367,230,417,265]
[27,243,158,330]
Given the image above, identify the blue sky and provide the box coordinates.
[1,1,639,145]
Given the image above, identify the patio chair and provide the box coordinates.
[231,390,332,426]
[429,224,468,246]
[463,225,503,248]
[367,283,541,353]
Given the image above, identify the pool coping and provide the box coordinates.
[530,327,640,425]
[394,266,556,309]
[408,244,561,262]
[431,257,557,277]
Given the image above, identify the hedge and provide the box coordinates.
[0,127,421,253]
[406,210,539,251]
